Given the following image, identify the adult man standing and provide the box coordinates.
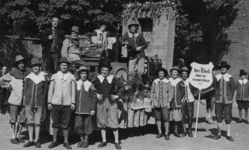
[41,16,64,76]
[47,57,76,149]
[0,55,30,144]
[93,61,124,149]
[121,18,147,75]
[213,61,235,142]
[180,66,195,137]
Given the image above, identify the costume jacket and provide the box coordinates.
[236,79,249,101]
[75,80,97,114]
[93,75,124,105]
[169,77,185,109]
[151,78,172,108]
[214,73,235,104]
[183,78,195,103]
[91,29,109,45]
[24,72,48,108]
[6,68,30,106]
[61,38,81,62]
[48,71,76,106]
[121,32,147,58]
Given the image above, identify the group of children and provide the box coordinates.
[0,55,248,149]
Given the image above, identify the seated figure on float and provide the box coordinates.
[61,26,86,67]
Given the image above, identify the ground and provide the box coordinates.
[0,101,249,150]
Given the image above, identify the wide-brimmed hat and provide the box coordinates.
[218,61,230,70]
[127,18,140,28]
[155,68,168,77]
[14,55,26,66]
[180,66,189,73]
[239,69,247,76]
[71,26,79,33]
[30,58,41,66]
[78,66,89,74]
[170,66,179,72]
[58,57,70,65]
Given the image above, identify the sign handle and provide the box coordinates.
[194,91,201,138]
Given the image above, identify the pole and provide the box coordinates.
[115,23,120,62]
[194,91,201,138]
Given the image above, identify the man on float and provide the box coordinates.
[169,66,185,138]
[151,68,172,140]
[61,26,86,67]
[41,16,64,76]
[120,18,147,75]
[93,61,124,149]
[180,66,195,137]
[235,69,249,124]
[213,61,235,142]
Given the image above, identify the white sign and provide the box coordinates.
[189,62,214,90]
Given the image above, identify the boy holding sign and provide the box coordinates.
[180,66,195,137]
[213,61,235,142]
[151,68,172,140]
[169,66,185,138]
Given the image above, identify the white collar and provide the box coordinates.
[128,32,139,38]
[216,73,231,82]
[57,71,71,81]
[154,78,169,85]
[26,72,45,84]
[97,75,114,84]
[76,80,92,91]
[182,78,190,85]
[239,79,248,85]
[169,77,182,86]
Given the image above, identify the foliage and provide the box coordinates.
[0,0,125,37]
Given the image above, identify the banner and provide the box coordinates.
[189,62,214,90]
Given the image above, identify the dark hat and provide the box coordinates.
[71,26,79,33]
[58,57,70,65]
[180,66,189,73]
[239,69,247,76]
[14,55,26,66]
[170,66,179,72]
[155,68,168,77]
[99,60,112,71]
[218,61,230,70]
[30,58,41,66]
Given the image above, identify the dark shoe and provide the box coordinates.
[98,142,107,148]
[181,132,187,137]
[63,143,72,149]
[213,135,221,140]
[165,134,170,140]
[174,132,180,138]
[188,131,193,137]
[156,133,163,138]
[115,143,121,149]
[10,138,19,145]
[227,136,234,142]
[244,120,249,124]
[23,141,34,147]
[77,141,84,148]
[83,140,89,148]
[34,141,41,148]
[48,141,58,148]
[237,119,243,123]
[16,137,25,143]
